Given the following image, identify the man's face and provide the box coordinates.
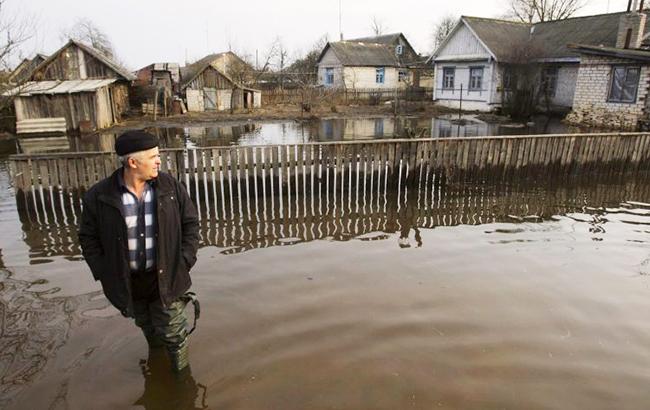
[131,147,161,180]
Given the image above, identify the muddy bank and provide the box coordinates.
[99,102,454,135]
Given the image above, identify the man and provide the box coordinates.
[79,130,200,372]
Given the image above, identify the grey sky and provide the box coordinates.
[11,0,618,70]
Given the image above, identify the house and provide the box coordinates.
[566,5,650,129]
[180,55,261,112]
[5,39,135,133]
[8,54,48,84]
[133,63,181,114]
[135,62,181,94]
[431,11,650,112]
[315,33,423,90]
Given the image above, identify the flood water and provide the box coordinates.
[2,137,650,408]
[16,115,591,154]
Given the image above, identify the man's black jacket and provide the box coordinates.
[79,169,200,317]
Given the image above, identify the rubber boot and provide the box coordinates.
[168,342,189,373]
[143,330,165,349]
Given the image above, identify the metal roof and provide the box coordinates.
[4,79,117,96]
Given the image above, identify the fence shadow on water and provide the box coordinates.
[15,153,650,262]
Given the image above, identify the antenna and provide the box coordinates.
[339,0,343,40]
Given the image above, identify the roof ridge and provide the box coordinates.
[462,15,531,25]
[533,10,634,25]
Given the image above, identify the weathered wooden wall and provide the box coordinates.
[14,84,130,131]
[8,133,650,196]
[187,66,233,90]
[32,44,119,80]
[15,93,97,130]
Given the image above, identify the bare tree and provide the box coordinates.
[0,0,35,72]
[60,18,116,59]
[370,16,388,36]
[432,15,457,50]
[0,0,37,127]
[500,37,547,119]
[507,0,585,23]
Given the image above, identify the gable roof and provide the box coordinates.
[317,32,419,67]
[435,11,650,63]
[179,56,237,90]
[31,39,135,81]
[318,41,400,66]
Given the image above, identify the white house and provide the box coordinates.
[316,33,423,90]
[431,12,649,112]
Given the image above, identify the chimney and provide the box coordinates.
[617,1,647,48]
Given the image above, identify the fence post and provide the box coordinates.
[459,84,463,120]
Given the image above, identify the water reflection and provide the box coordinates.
[15,164,650,263]
[0,269,111,408]
[14,115,598,154]
[135,349,207,410]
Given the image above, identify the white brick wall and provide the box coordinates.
[566,55,649,130]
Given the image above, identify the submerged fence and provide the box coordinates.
[16,162,650,260]
[8,133,650,198]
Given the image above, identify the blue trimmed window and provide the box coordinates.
[376,67,385,84]
[325,68,334,85]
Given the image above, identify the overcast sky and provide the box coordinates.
[10,0,620,70]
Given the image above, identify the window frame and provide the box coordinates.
[607,65,641,104]
[442,67,455,90]
[469,66,484,91]
[325,67,334,85]
[398,70,408,83]
[376,67,385,84]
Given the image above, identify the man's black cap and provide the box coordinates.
[115,130,159,156]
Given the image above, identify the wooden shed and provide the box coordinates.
[180,56,261,112]
[5,39,135,133]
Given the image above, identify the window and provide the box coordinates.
[469,67,483,91]
[608,66,640,103]
[396,45,403,55]
[374,119,384,136]
[398,70,408,82]
[541,67,559,97]
[443,67,455,89]
[376,67,385,84]
[325,67,334,85]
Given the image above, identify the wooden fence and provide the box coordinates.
[262,87,433,105]
[8,133,650,197]
[16,164,650,260]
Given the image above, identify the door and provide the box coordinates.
[204,88,217,110]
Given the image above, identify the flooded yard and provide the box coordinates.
[2,137,650,410]
[15,115,594,154]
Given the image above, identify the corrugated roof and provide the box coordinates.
[324,41,399,66]
[453,12,650,62]
[4,79,117,96]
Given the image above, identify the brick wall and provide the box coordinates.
[566,55,650,130]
